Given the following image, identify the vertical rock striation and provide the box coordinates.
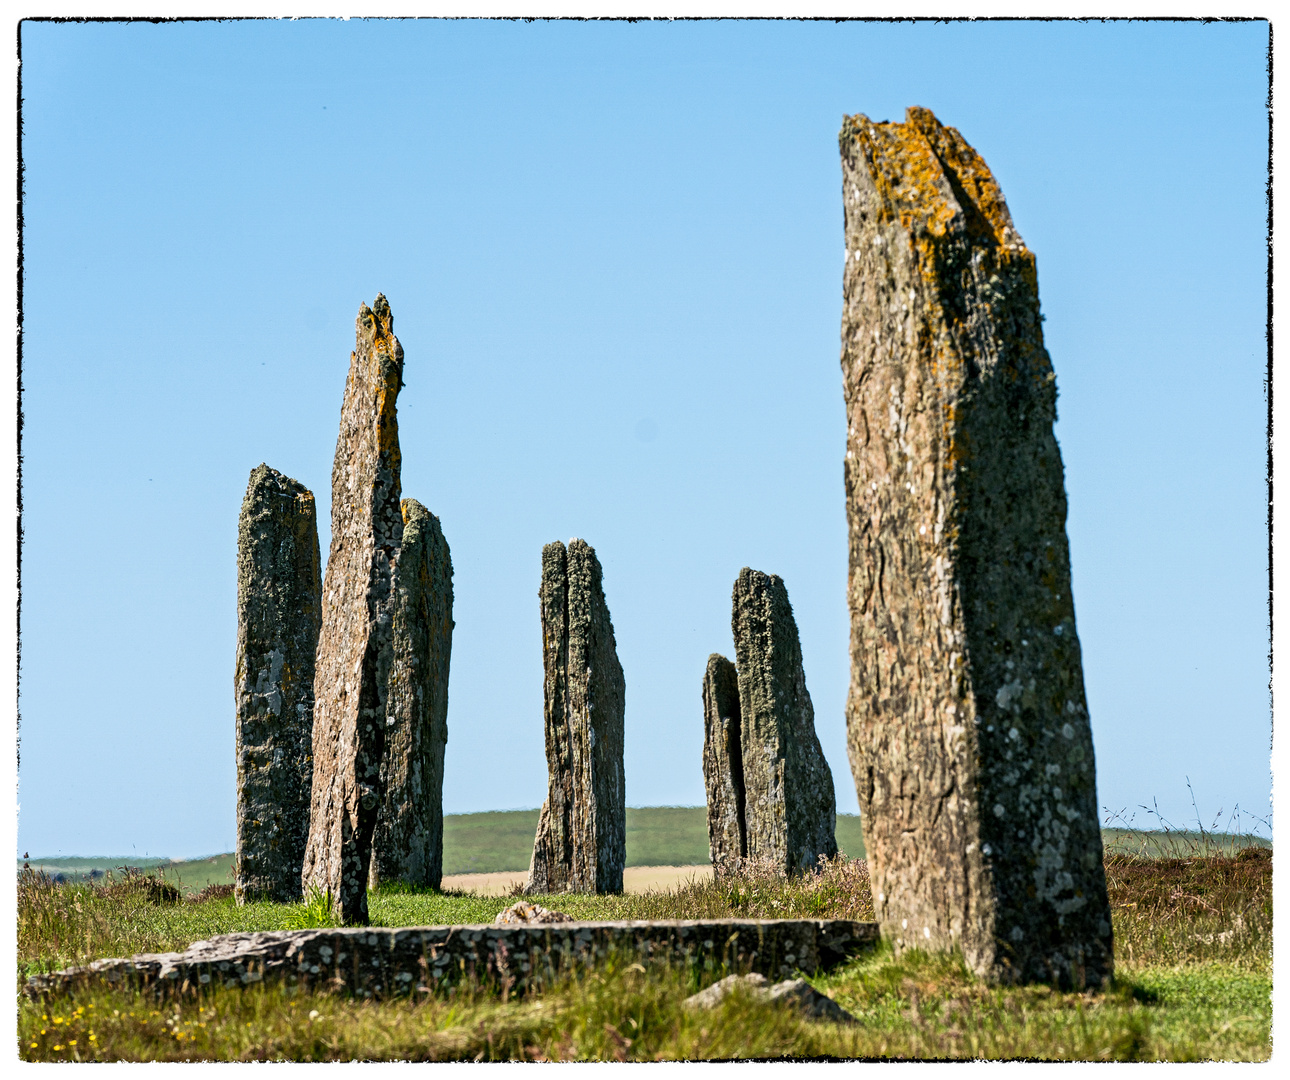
[839,107,1112,985]
[527,539,626,894]
[370,499,454,891]
[302,295,405,925]
[234,465,322,903]
[731,568,838,875]
[702,654,746,879]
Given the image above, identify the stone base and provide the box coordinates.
[25,919,879,1001]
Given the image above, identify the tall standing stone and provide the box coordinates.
[731,568,838,875]
[369,498,454,891]
[302,295,405,925]
[526,539,626,894]
[840,107,1112,986]
[702,654,746,879]
[234,465,322,904]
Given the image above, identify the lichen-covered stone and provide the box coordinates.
[302,295,405,926]
[702,653,746,878]
[234,465,321,903]
[369,499,453,891]
[527,539,626,894]
[25,919,879,1001]
[731,569,838,875]
[839,107,1113,986]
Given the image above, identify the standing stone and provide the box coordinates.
[302,295,405,925]
[731,568,838,875]
[839,107,1113,986]
[234,465,322,904]
[369,499,454,891]
[702,654,746,879]
[526,539,626,894]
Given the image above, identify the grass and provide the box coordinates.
[34,811,1262,890]
[16,837,1270,1061]
[19,808,871,886]
[438,807,866,874]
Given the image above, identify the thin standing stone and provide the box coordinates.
[839,107,1113,985]
[731,568,838,875]
[369,498,454,891]
[234,464,322,903]
[702,653,746,879]
[527,539,626,894]
[302,295,405,925]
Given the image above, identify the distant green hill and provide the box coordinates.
[18,808,863,884]
[19,853,234,892]
[22,815,1266,888]
[440,807,868,874]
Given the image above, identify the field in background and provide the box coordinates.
[19,809,865,890]
[21,810,1267,893]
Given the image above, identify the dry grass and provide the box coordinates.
[1105,845,1271,970]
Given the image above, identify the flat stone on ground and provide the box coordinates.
[25,919,879,1001]
[682,972,856,1023]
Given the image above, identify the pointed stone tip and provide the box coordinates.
[246,462,284,490]
[399,497,433,526]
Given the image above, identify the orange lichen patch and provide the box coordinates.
[907,107,1020,250]
[842,107,1030,258]
[843,111,958,238]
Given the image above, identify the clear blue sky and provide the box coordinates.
[17,18,1269,858]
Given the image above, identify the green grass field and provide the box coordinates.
[22,809,1263,891]
[17,843,1271,1061]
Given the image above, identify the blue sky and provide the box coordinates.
[17,18,1269,858]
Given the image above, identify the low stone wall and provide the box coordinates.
[25,919,878,1001]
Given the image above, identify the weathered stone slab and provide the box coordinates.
[234,464,322,904]
[702,653,746,879]
[527,540,626,894]
[732,568,838,875]
[24,919,879,1001]
[839,107,1113,986]
[370,499,454,891]
[302,295,405,926]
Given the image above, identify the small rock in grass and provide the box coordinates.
[683,972,855,1023]
[494,901,574,925]
[765,978,856,1023]
[683,972,768,1009]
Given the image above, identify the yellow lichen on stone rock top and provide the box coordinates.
[841,106,1026,253]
